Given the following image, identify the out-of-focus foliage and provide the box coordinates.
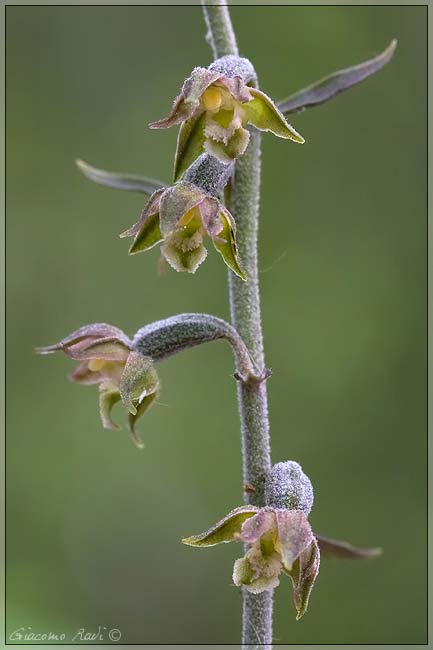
[6,5,426,644]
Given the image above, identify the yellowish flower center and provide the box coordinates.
[88,358,106,372]
[201,86,223,112]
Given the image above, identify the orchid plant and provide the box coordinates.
[38,2,395,646]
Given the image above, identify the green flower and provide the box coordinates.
[120,179,246,279]
[149,56,304,179]
[183,461,381,619]
[36,323,159,448]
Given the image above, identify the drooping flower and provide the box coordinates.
[149,55,304,180]
[182,462,380,619]
[120,159,246,279]
[36,323,159,448]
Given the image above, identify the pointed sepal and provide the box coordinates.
[285,537,320,620]
[245,88,305,143]
[182,505,258,547]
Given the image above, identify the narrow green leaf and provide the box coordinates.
[76,159,165,196]
[277,39,397,116]
[316,534,382,559]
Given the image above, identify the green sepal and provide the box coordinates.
[213,208,247,281]
[76,159,165,196]
[129,212,164,254]
[128,390,159,449]
[245,89,305,143]
[99,383,122,430]
[182,505,258,547]
[284,538,320,620]
[119,352,158,415]
[174,113,207,181]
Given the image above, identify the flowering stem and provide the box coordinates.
[201,2,273,648]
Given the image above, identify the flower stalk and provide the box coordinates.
[201,2,273,647]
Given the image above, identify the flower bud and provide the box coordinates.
[264,461,314,515]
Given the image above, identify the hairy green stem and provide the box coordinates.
[201,2,273,648]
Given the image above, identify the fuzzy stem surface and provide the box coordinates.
[201,2,273,648]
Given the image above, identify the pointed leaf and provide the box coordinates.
[245,89,305,143]
[182,505,258,547]
[285,538,320,620]
[316,534,382,560]
[277,39,397,116]
[174,113,207,181]
[76,159,165,196]
[213,208,247,281]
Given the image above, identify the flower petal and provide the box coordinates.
[233,552,281,594]
[174,113,207,182]
[275,509,314,571]
[119,352,158,415]
[245,88,305,143]
[285,537,320,620]
[239,508,276,545]
[99,382,122,430]
[161,238,208,274]
[316,534,382,560]
[199,197,222,238]
[159,183,205,235]
[70,361,102,385]
[182,505,258,547]
[149,94,195,129]
[204,127,250,162]
[35,323,130,355]
[63,337,131,362]
[212,207,246,281]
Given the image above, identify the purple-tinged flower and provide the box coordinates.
[36,323,159,448]
[120,177,246,279]
[182,461,380,619]
[149,56,304,179]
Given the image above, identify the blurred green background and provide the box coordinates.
[6,4,426,645]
